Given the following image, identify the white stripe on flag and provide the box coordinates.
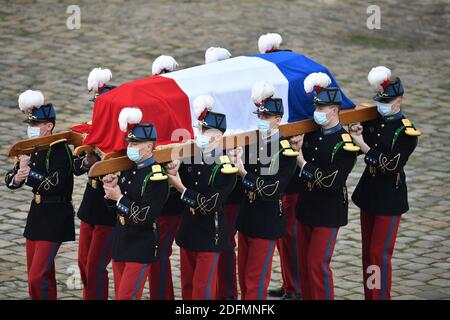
[162,56,289,135]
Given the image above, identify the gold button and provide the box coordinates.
[375,144,378,147]
[128,181,131,184]
[195,182,198,185]
[257,158,260,161]
[260,147,264,151]
[319,137,322,141]
[381,124,385,128]
[254,169,257,172]
[133,171,136,175]
[34,152,38,155]
[315,147,318,151]
[32,162,35,166]
[312,158,315,161]
[124,191,127,195]
[197,171,201,175]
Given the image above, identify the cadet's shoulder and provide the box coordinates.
[216,156,238,175]
[147,163,169,183]
[278,138,299,157]
[50,138,69,148]
[337,132,360,153]
[399,118,421,138]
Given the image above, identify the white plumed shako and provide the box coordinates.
[251,80,275,105]
[304,72,332,95]
[118,107,143,132]
[152,55,178,75]
[87,67,112,93]
[368,66,392,90]
[205,47,231,64]
[18,90,44,111]
[193,94,215,121]
[258,33,282,54]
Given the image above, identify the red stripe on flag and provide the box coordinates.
[84,76,193,153]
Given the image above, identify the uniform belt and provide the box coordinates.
[34,194,69,204]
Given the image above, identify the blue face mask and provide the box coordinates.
[257,119,271,132]
[127,146,141,162]
[195,135,210,149]
[313,111,330,126]
[376,102,394,116]
[27,126,41,139]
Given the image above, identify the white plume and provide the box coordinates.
[258,33,282,54]
[193,95,215,119]
[368,66,392,90]
[303,72,331,94]
[87,67,112,92]
[251,80,275,105]
[205,47,231,64]
[18,90,44,111]
[152,55,178,75]
[118,107,143,132]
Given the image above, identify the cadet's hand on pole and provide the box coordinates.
[14,166,30,184]
[83,152,98,167]
[102,174,118,188]
[290,135,306,166]
[19,155,30,169]
[349,123,370,153]
[165,160,181,176]
[229,147,246,177]
[290,135,304,151]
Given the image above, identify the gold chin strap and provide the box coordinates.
[280,140,299,156]
[341,133,360,152]
[219,155,238,174]
[150,164,168,181]
[402,119,421,136]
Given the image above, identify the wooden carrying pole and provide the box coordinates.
[7,131,84,157]
[88,103,377,177]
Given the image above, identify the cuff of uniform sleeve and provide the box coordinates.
[300,163,315,181]
[117,195,132,215]
[25,170,45,189]
[364,148,381,166]
[180,188,198,208]
[242,172,257,191]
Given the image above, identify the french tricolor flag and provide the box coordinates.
[84,51,354,153]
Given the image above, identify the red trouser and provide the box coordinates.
[112,261,150,300]
[148,215,180,300]
[297,223,339,300]
[217,204,239,300]
[361,211,401,300]
[26,240,61,300]
[78,221,114,300]
[180,248,219,300]
[278,193,301,296]
[238,233,276,300]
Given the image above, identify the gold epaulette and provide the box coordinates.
[402,119,421,136]
[219,155,238,174]
[341,134,360,152]
[49,138,68,147]
[280,139,299,156]
[150,164,168,181]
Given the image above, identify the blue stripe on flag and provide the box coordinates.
[250,51,355,122]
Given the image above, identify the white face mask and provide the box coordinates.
[313,111,330,126]
[27,126,41,139]
[376,102,394,116]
